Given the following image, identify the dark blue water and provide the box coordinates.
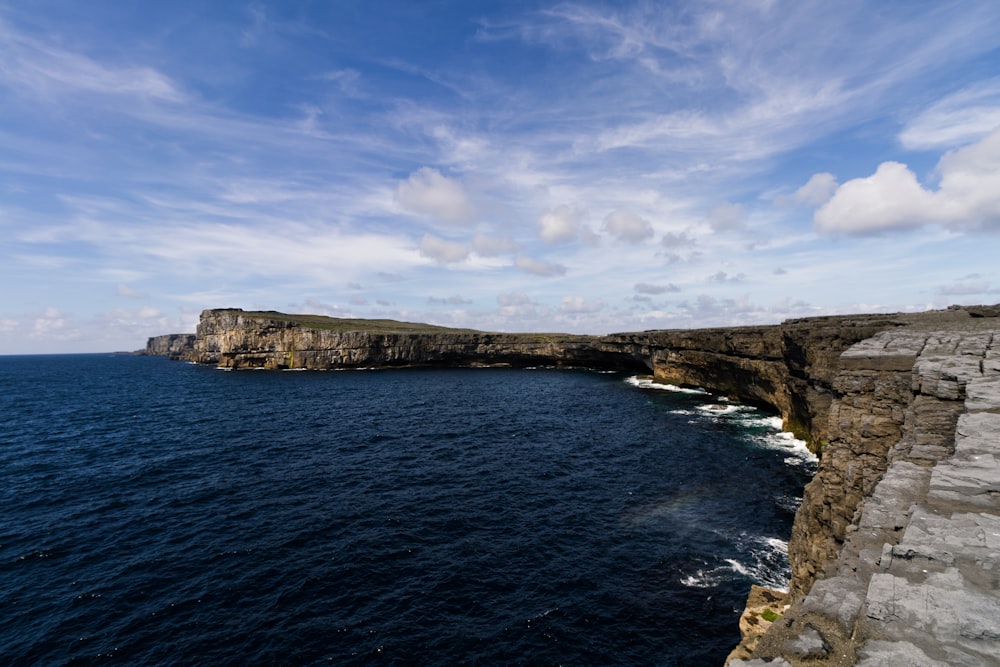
[0,355,815,665]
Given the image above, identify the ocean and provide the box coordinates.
[0,354,816,665]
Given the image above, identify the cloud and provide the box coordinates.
[472,234,519,256]
[899,79,1000,150]
[538,206,584,243]
[793,172,838,206]
[395,167,476,224]
[634,282,679,295]
[559,296,604,314]
[419,234,470,264]
[708,271,745,283]
[815,128,1000,234]
[603,209,654,243]
[0,23,185,102]
[514,256,567,276]
[660,231,696,248]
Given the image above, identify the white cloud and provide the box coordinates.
[538,206,583,243]
[395,167,476,224]
[0,24,185,102]
[419,234,470,264]
[794,172,838,206]
[603,209,653,243]
[514,256,567,276]
[900,79,1000,150]
[815,128,1000,234]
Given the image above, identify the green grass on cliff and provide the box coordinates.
[212,309,595,342]
[221,310,483,334]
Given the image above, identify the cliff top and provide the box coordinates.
[205,309,597,341]
[209,308,485,334]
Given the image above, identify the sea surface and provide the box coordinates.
[0,354,816,665]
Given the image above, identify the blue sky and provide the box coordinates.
[2,1,1000,353]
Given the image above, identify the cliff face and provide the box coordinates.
[145,333,196,359]
[736,318,1000,666]
[193,309,651,372]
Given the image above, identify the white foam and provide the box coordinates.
[696,403,743,415]
[755,429,817,465]
[679,566,729,588]
[625,375,708,394]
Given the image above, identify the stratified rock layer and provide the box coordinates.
[144,333,196,359]
[734,319,1000,666]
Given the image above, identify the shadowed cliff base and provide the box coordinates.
[147,304,1000,665]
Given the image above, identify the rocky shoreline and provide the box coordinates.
[147,305,1000,665]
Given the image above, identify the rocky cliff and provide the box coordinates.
[732,314,1000,666]
[158,304,1000,665]
[144,333,196,359]
[191,309,651,371]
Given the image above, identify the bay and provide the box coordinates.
[0,355,815,665]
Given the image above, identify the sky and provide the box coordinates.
[2,1,1000,353]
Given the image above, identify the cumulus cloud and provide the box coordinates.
[419,234,470,264]
[395,167,476,224]
[793,172,838,206]
[472,234,519,256]
[559,296,604,314]
[603,209,654,243]
[514,256,567,276]
[634,282,679,294]
[815,128,1000,233]
[538,206,584,243]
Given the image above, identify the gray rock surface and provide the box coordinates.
[743,323,1000,665]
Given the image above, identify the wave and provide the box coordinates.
[681,535,791,591]
[624,375,708,394]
